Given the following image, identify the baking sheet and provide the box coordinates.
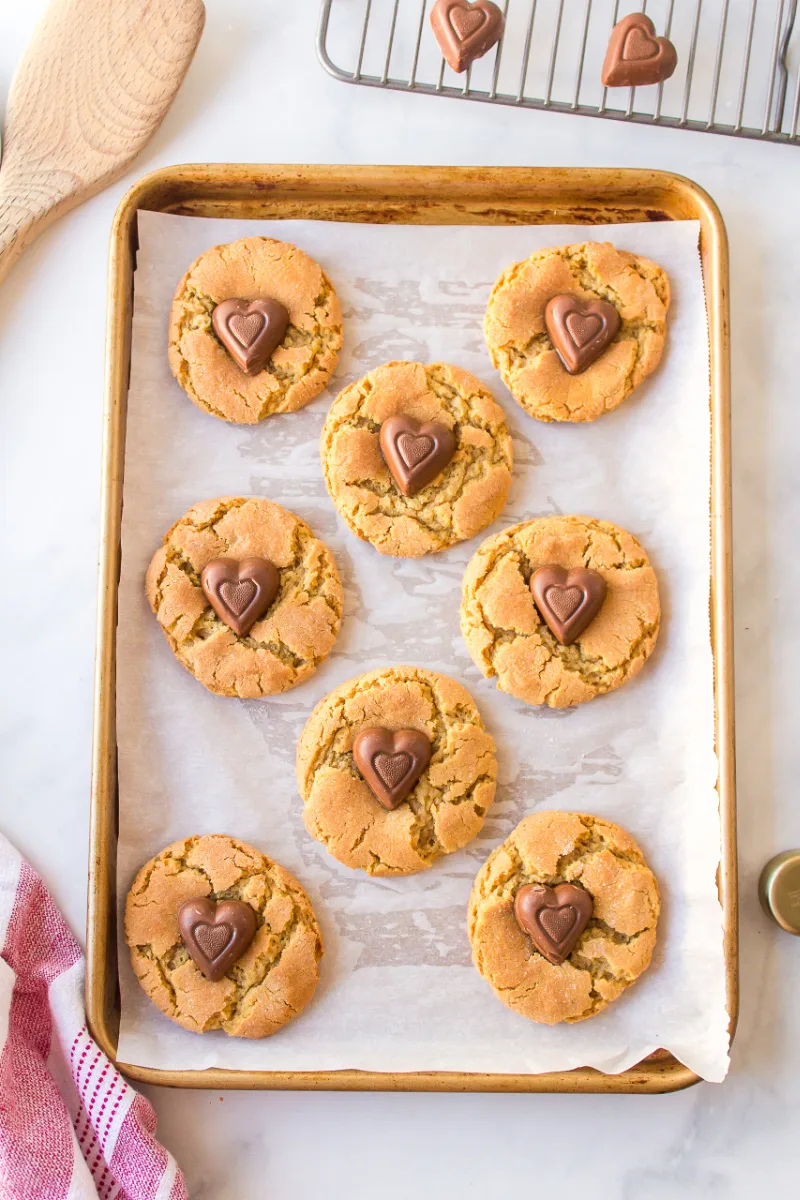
[115,213,729,1082]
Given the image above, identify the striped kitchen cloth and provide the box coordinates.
[0,832,187,1199]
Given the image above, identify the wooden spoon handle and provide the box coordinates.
[0,168,69,285]
[0,0,205,286]
[0,192,32,287]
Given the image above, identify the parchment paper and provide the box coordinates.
[115,212,729,1081]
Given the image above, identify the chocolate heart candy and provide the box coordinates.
[379,415,456,497]
[201,556,280,637]
[352,727,432,810]
[514,883,593,966]
[178,897,257,981]
[429,0,505,73]
[544,294,621,375]
[530,564,607,646]
[211,297,290,375]
[601,13,678,88]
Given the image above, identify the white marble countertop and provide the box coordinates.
[1,1,797,1195]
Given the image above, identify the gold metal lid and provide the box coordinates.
[759,851,800,934]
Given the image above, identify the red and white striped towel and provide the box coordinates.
[0,832,187,1200]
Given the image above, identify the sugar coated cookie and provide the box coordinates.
[461,514,660,708]
[321,361,513,557]
[484,241,669,422]
[296,666,497,876]
[145,496,343,698]
[468,811,660,1024]
[125,834,323,1038]
[169,236,342,424]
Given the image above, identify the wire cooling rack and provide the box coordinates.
[317,0,800,144]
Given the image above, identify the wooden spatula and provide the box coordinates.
[0,0,205,285]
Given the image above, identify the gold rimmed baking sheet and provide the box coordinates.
[88,165,736,1093]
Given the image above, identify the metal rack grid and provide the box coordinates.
[317,0,800,144]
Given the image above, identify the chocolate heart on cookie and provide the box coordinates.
[530,564,607,646]
[352,727,432,809]
[430,0,505,73]
[379,415,456,497]
[178,897,257,981]
[212,297,290,375]
[601,13,678,88]
[514,883,593,966]
[544,294,621,374]
[201,556,280,636]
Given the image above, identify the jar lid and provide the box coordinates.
[759,851,800,935]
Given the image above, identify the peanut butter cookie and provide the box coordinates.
[168,236,343,424]
[468,811,660,1024]
[321,361,513,557]
[125,834,323,1038]
[296,666,498,876]
[484,241,669,422]
[145,496,343,698]
[461,514,660,708]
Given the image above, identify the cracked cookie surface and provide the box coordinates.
[484,241,669,422]
[168,236,343,424]
[145,496,343,698]
[468,811,659,1024]
[125,834,323,1038]
[461,514,660,708]
[296,667,497,876]
[321,361,513,557]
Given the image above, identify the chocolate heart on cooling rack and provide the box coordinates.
[212,297,289,375]
[544,294,621,374]
[429,0,505,73]
[379,414,456,497]
[201,556,280,637]
[601,13,678,89]
[530,564,607,646]
[178,897,257,981]
[352,727,432,810]
[514,883,593,966]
